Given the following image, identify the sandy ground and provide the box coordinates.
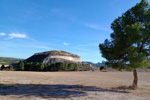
[0,71,150,100]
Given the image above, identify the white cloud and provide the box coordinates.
[86,23,111,32]
[63,42,69,46]
[86,24,101,30]
[0,32,6,36]
[7,33,27,39]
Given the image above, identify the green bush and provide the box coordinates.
[68,63,74,70]
[63,63,68,70]
[40,63,45,71]
[10,65,14,70]
[18,61,24,71]
[24,63,33,71]
[50,63,56,71]
[1,65,5,70]
[22,62,81,71]
[100,66,106,71]
[55,62,64,71]
[73,65,78,71]
[43,64,50,71]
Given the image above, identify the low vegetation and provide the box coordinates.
[1,61,91,71]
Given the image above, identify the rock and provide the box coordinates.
[24,50,82,64]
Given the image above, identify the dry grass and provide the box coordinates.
[0,71,150,100]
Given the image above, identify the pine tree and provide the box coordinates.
[10,65,14,70]
[1,65,5,70]
[99,0,150,88]
[40,63,45,71]
[18,61,24,71]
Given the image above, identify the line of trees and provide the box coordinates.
[15,61,79,71]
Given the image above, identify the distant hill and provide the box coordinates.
[0,57,24,65]
[84,62,104,67]
[85,61,150,69]
[25,50,82,64]
[3,50,97,71]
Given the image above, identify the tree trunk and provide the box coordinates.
[132,69,138,88]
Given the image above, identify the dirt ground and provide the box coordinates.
[0,71,150,100]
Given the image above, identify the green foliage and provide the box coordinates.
[14,61,92,72]
[18,61,24,71]
[55,62,64,71]
[1,65,5,70]
[73,65,78,71]
[68,63,74,70]
[10,65,14,70]
[43,63,50,71]
[40,63,45,71]
[100,66,106,71]
[99,0,150,71]
[33,62,40,71]
[19,62,84,71]
[63,63,68,70]
[50,63,56,71]
[24,63,33,71]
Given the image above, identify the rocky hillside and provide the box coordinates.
[23,50,99,71]
[25,50,82,64]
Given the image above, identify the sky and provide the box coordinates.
[0,0,149,63]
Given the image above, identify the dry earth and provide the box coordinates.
[0,71,150,100]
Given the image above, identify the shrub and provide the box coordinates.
[1,65,5,70]
[18,61,24,71]
[50,63,56,71]
[63,63,68,70]
[100,66,106,71]
[32,62,40,71]
[24,63,33,71]
[10,65,14,70]
[40,63,45,71]
[43,64,50,71]
[18,62,80,72]
[55,62,64,71]
[68,63,74,71]
[73,65,78,71]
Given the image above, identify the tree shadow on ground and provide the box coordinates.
[0,84,130,98]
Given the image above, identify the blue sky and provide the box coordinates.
[0,0,149,63]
